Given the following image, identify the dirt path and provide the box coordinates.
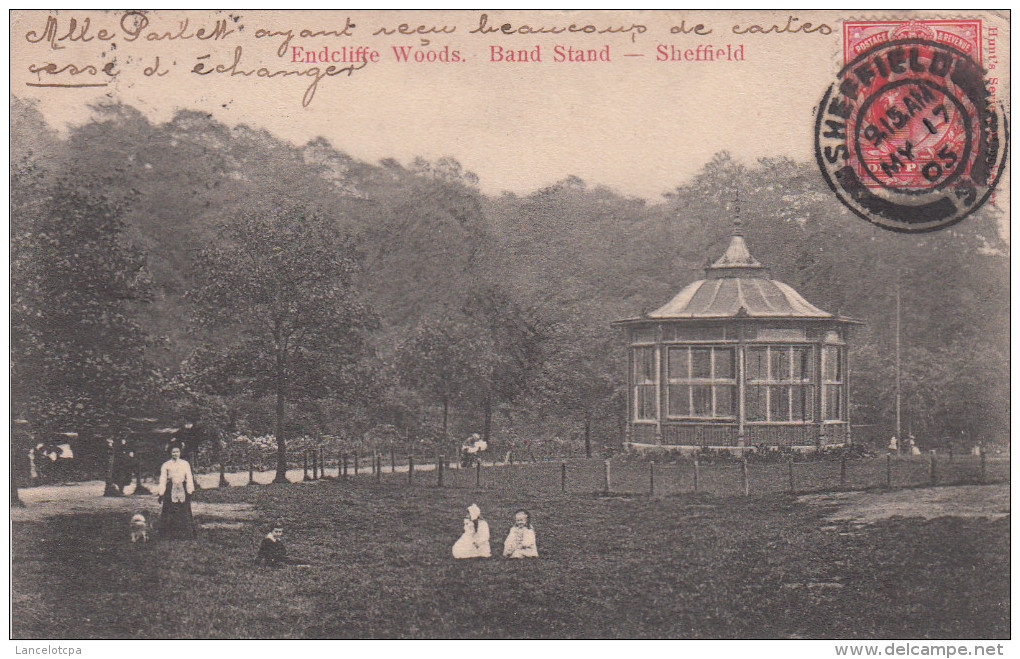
[10,461,462,523]
[10,475,271,524]
[800,483,1010,523]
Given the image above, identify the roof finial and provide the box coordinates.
[733,185,743,236]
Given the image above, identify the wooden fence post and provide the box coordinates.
[476,459,481,488]
[376,454,382,483]
[391,448,396,474]
[929,450,937,485]
[741,456,749,497]
[693,458,700,493]
[840,453,847,488]
[437,454,444,487]
[312,450,318,480]
[980,449,987,483]
[788,456,795,493]
[303,452,309,481]
[603,458,611,494]
[561,461,567,493]
[342,453,348,479]
[248,449,255,486]
[649,461,655,496]
[408,454,414,483]
[886,453,892,488]
[354,453,359,476]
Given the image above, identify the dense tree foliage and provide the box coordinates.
[11,163,157,495]
[188,206,376,482]
[10,98,1010,494]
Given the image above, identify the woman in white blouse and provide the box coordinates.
[158,445,196,539]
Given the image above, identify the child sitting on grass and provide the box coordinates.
[502,509,538,558]
[255,523,311,567]
[452,504,491,559]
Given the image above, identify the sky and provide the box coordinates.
[10,10,1010,203]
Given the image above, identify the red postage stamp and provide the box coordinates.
[844,19,983,66]
[815,18,1007,233]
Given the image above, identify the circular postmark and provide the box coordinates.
[815,38,1008,233]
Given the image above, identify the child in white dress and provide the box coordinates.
[502,509,538,558]
[452,504,490,559]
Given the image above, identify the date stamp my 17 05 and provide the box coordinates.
[815,19,1007,233]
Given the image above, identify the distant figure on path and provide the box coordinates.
[158,445,196,539]
[888,436,898,454]
[255,523,310,567]
[452,504,490,559]
[461,433,488,468]
[502,509,538,559]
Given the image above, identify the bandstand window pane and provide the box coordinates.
[636,387,657,420]
[770,385,790,421]
[634,347,655,384]
[665,347,735,419]
[715,385,736,416]
[792,347,813,381]
[633,346,657,422]
[825,385,842,420]
[748,385,767,421]
[771,348,790,381]
[632,327,655,344]
[692,386,712,416]
[668,348,689,379]
[691,349,712,379]
[823,346,842,381]
[792,385,814,421]
[668,384,691,417]
[714,349,735,379]
[746,348,768,381]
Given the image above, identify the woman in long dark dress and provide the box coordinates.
[158,446,196,539]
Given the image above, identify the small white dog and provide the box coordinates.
[130,512,149,543]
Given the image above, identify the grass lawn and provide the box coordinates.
[11,468,1009,639]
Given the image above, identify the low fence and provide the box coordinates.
[214,449,1008,499]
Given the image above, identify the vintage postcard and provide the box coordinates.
[8,9,1010,649]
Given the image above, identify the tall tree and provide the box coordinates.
[462,286,546,444]
[395,318,476,440]
[11,175,156,497]
[188,205,375,483]
[534,313,623,457]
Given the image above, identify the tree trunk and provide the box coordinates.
[483,396,493,446]
[584,414,592,458]
[11,447,25,507]
[11,476,25,507]
[104,439,122,497]
[217,435,229,488]
[133,448,151,495]
[273,346,289,483]
[11,435,28,506]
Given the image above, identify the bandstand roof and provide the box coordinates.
[617,224,858,323]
